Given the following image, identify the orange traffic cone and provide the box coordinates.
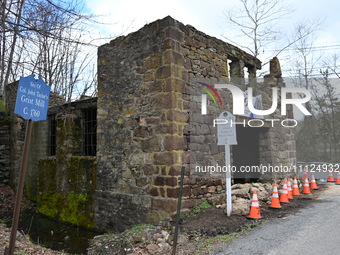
[327,170,335,182]
[310,173,319,190]
[246,189,263,219]
[303,178,311,194]
[335,171,340,185]
[269,183,282,209]
[279,180,289,203]
[287,178,293,199]
[292,177,301,196]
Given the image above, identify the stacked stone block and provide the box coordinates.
[96,17,191,231]
[96,16,297,231]
[0,112,11,185]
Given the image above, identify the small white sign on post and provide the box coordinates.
[216,111,237,217]
[217,112,237,146]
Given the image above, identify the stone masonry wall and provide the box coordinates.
[0,112,11,185]
[3,78,67,192]
[2,80,97,229]
[4,81,25,188]
[96,16,190,232]
[96,16,296,231]
[36,99,97,229]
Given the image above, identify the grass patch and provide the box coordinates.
[199,233,238,247]
[192,221,260,254]
[125,224,155,236]
[182,200,213,220]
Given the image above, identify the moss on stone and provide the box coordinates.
[25,184,37,202]
[38,158,57,192]
[37,157,96,229]
[38,190,95,229]
[38,191,64,218]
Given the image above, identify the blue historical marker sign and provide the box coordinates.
[14,74,51,121]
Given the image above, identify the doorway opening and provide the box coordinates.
[233,126,262,183]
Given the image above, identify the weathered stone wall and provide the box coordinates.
[3,81,65,191]
[0,16,296,232]
[4,81,26,188]
[257,75,296,179]
[96,16,190,232]
[24,120,49,201]
[96,16,296,231]
[2,78,98,228]
[37,99,97,228]
[0,112,11,185]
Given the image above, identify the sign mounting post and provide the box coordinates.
[5,74,50,255]
[217,111,237,217]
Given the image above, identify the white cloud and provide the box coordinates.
[83,0,340,76]
[84,0,239,42]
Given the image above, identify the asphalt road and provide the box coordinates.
[212,183,340,255]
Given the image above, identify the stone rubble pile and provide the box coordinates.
[216,182,274,215]
[88,226,173,255]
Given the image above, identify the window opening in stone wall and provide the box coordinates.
[83,108,97,156]
[244,68,250,87]
[227,59,232,78]
[48,114,57,156]
[244,67,249,80]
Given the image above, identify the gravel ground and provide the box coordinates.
[211,183,340,255]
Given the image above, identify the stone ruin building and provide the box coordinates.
[0,16,296,232]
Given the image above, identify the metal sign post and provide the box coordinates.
[5,74,50,255]
[172,166,185,255]
[224,145,232,216]
[216,111,237,217]
[5,119,33,255]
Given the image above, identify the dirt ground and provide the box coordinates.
[0,184,328,255]
[176,184,327,254]
[180,192,323,236]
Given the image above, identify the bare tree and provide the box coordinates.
[318,70,340,159]
[292,37,340,162]
[324,54,340,79]
[0,0,26,102]
[0,0,98,105]
[224,0,323,73]
[288,22,323,161]
[224,0,292,59]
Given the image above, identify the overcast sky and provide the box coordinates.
[83,0,340,75]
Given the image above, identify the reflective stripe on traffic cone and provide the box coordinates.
[287,178,293,199]
[310,173,319,190]
[246,189,263,219]
[327,170,335,182]
[303,178,311,194]
[335,171,340,185]
[279,180,289,203]
[292,177,301,196]
[269,183,282,209]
